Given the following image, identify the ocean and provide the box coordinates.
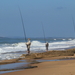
[0,37,75,60]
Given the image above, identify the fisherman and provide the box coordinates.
[26,38,31,54]
[45,42,49,51]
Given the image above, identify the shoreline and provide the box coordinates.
[1,48,75,75]
[1,59,75,75]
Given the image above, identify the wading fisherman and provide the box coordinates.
[26,38,31,54]
[41,22,49,51]
[45,42,49,51]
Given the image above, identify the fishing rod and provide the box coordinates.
[72,16,75,36]
[66,15,75,46]
[41,22,46,43]
[18,6,27,42]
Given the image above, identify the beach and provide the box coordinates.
[1,58,75,75]
[1,48,75,75]
[0,0,75,74]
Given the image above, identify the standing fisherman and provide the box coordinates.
[18,7,31,54]
[41,22,49,51]
[45,42,49,51]
[26,38,31,54]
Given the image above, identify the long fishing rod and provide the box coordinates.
[18,6,27,42]
[41,22,46,43]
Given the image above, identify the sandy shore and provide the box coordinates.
[1,59,75,75]
[1,48,75,75]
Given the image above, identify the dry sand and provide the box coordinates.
[1,58,75,75]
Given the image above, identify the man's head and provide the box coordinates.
[28,38,30,40]
[46,41,48,43]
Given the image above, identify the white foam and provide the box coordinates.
[54,39,56,40]
[0,40,75,53]
[0,40,75,60]
[62,39,66,40]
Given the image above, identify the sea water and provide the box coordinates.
[0,37,75,60]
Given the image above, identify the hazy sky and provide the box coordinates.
[0,0,75,38]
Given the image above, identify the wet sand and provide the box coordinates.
[1,59,75,75]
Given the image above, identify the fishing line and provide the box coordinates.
[41,22,46,43]
[18,6,27,42]
[72,16,75,36]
